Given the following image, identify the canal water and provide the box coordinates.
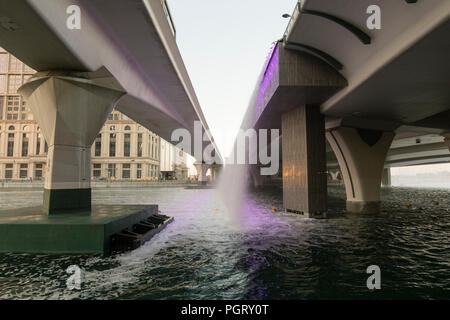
[0,186,449,299]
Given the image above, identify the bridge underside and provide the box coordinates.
[0,0,219,253]
[0,0,221,216]
[245,0,450,215]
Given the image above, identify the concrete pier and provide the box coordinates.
[194,162,210,185]
[209,163,222,183]
[0,205,159,254]
[326,127,394,213]
[328,169,342,185]
[282,105,327,217]
[241,43,346,217]
[381,168,392,186]
[18,71,124,214]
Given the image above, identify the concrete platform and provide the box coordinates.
[0,205,163,255]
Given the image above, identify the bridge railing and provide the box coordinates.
[161,0,177,39]
[283,0,301,42]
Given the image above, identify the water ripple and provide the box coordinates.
[0,186,449,299]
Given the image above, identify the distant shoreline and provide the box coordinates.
[0,180,205,189]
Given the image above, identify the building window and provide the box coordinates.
[8,55,22,73]
[8,74,22,93]
[137,164,142,179]
[36,134,41,155]
[124,133,130,157]
[0,96,3,120]
[6,96,19,120]
[24,64,34,73]
[109,133,116,157]
[5,164,13,179]
[7,96,19,108]
[150,136,154,158]
[21,133,29,156]
[108,164,116,178]
[19,164,28,178]
[0,53,7,73]
[35,163,43,178]
[0,75,5,94]
[93,163,102,177]
[137,134,143,157]
[122,164,130,179]
[7,133,14,157]
[108,112,120,121]
[94,134,102,157]
[110,125,115,131]
[124,125,131,131]
[44,141,48,153]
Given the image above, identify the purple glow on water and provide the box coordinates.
[237,195,287,231]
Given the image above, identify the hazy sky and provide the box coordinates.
[169,0,297,157]
[391,163,450,176]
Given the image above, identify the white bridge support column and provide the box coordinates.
[326,127,395,213]
[328,169,342,185]
[282,105,327,217]
[18,71,124,214]
[381,168,391,186]
[210,163,222,183]
[194,162,210,185]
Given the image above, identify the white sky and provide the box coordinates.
[169,1,450,176]
[169,0,297,157]
[391,163,450,176]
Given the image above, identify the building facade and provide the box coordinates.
[160,139,189,180]
[92,110,161,181]
[0,47,161,181]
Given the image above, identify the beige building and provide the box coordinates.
[160,139,189,180]
[92,110,160,181]
[0,47,160,181]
